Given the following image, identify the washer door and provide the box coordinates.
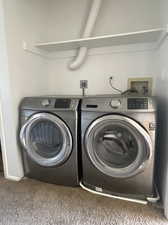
[85,115,152,178]
[20,113,72,167]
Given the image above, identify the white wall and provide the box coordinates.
[156,0,168,218]
[0,0,23,180]
[93,0,161,36]
[0,0,161,181]
[46,0,161,42]
[47,45,157,96]
[46,0,160,95]
[0,0,51,180]
[156,38,168,219]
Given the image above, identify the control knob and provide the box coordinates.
[110,99,121,109]
[41,99,50,107]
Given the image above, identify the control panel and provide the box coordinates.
[41,98,71,108]
[55,99,71,108]
[81,96,155,112]
[127,98,148,110]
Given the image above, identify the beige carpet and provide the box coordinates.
[0,174,167,225]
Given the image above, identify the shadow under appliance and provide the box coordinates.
[19,97,80,186]
[80,96,158,203]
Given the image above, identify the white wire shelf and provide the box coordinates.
[35,28,167,52]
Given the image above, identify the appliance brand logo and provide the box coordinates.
[149,122,156,131]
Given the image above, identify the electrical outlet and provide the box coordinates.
[80,80,88,89]
[128,77,152,96]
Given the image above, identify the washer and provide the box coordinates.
[19,97,80,186]
[80,95,157,202]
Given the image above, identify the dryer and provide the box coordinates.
[80,95,157,203]
[19,97,80,186]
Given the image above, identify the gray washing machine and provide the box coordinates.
[19,97,80,186]
[80,95,158,203]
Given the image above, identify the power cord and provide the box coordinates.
[108,76,138,95]
[121,88,138,95]
[109,76,122,94]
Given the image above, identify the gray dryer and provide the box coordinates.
[19,97,80,186]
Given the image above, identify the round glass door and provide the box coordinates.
[20,113,72,167]
[85,115,152,178]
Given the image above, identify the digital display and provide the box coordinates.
[86,104,98,108]
[55,99,71,108]
[128,98,148,109]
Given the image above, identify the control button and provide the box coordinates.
[110,99,121,109]
[41,99,50,107]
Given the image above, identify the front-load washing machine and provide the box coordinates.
[80,95,158,203]
[19,97,80,186]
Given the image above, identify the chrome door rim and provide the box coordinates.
[84,114,152,178]
[20,113,72,167]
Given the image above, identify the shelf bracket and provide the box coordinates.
[156,25,168,49]
[22,41,50,59]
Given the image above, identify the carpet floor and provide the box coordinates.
[0,174,167,225]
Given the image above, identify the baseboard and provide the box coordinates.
[5,174,22,182]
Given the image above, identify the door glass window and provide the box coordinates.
[85,115,151,178]
[94,124,138,168]
[29,120,63,158]
[20,113,73,167]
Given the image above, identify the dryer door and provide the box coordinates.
[20,113,72,167]
[85,115,152,178]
